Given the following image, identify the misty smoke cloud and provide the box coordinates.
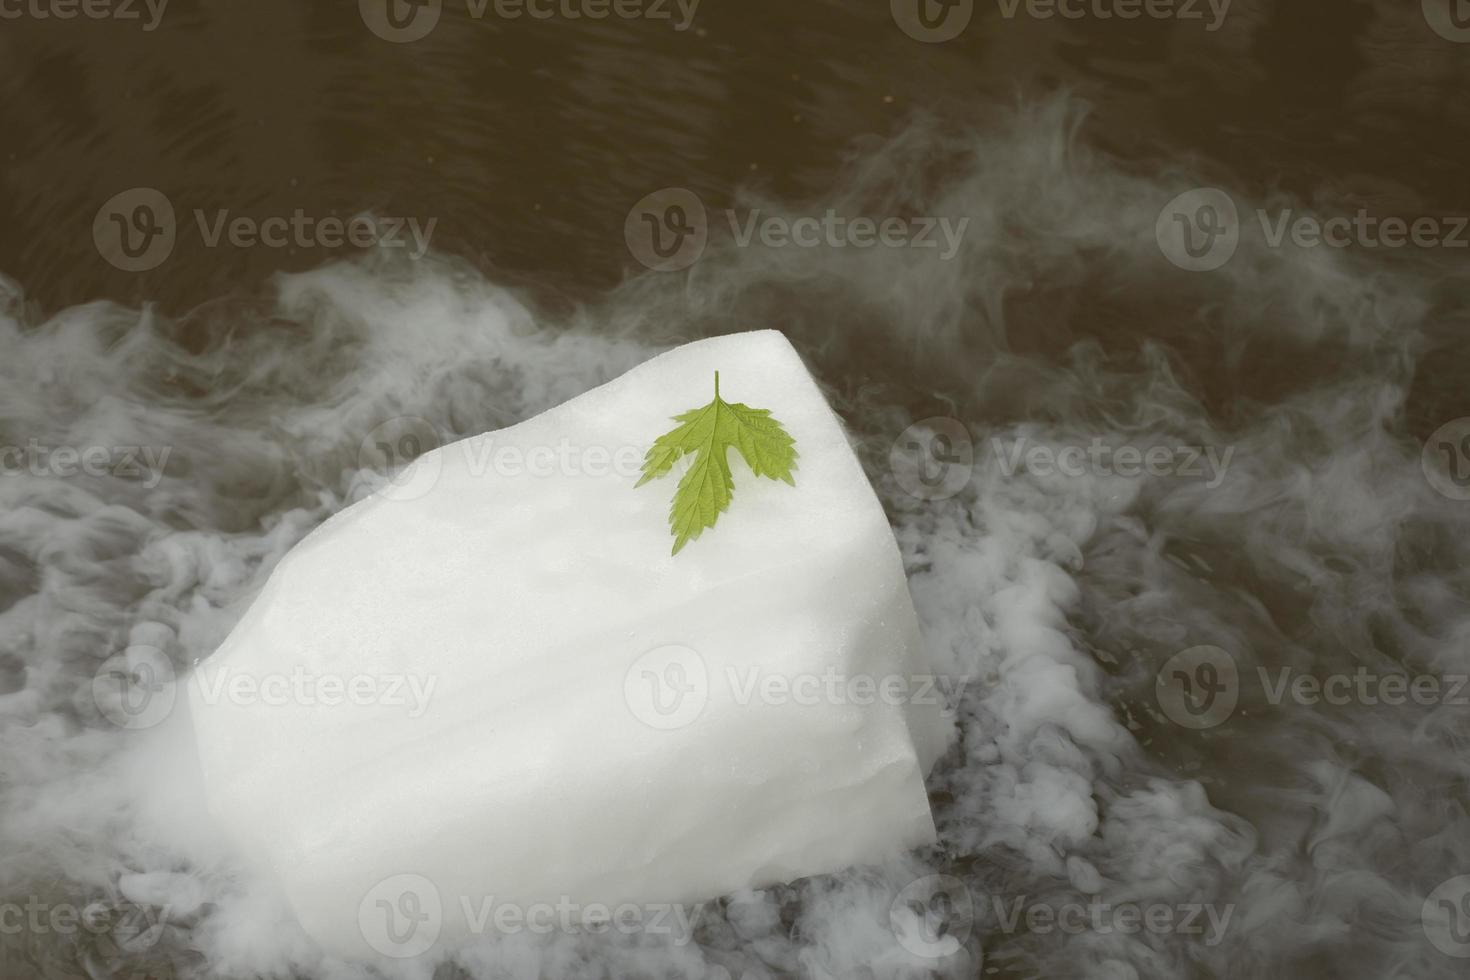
[2,94,1467,979]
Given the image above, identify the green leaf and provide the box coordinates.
[636,371,798,554]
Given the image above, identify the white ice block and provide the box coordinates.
[188,330,951,960]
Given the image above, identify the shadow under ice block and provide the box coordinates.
[188,330,952,960]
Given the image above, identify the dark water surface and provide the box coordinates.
[3,0,1467,311]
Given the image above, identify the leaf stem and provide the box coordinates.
[714,370,720,400]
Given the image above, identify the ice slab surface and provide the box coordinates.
[189,330,952,959]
